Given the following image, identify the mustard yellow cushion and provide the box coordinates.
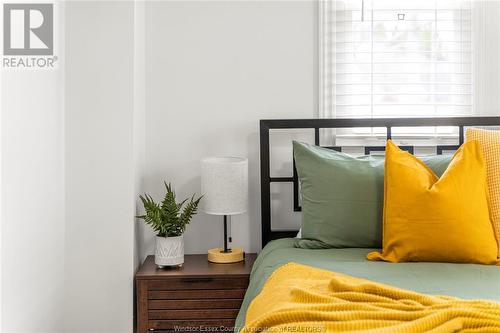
[466,128,500,257]
[367,140,498,264]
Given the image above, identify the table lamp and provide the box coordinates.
[201,157,248,263]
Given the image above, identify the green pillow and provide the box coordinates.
[293,141,451,249]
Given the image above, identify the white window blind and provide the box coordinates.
[325,0,472,120]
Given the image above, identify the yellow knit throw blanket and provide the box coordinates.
[242,263,500,333]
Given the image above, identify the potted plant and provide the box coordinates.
[137,182,202,268]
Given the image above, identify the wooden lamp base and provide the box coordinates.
[207,247,244,263]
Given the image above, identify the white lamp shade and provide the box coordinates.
[201,157,248,215]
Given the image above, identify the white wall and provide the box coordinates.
[139,0,317,259]
[1,4,65,333]
[1,62,65,333]
[134,0,146,271]
[64,2,135,332]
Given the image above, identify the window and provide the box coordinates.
[320,0,473,140]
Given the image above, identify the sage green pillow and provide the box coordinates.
[293,141,451,249]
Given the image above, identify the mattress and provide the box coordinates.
[235,238,500,330]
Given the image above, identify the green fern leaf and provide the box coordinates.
[137,182,202,237]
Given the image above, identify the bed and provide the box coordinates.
[236,117,500,331]
[235,238,500,328]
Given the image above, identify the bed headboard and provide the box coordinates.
[260,117,500,247]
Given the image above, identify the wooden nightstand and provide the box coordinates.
[136,253,257,332]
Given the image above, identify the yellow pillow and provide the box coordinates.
[367,140,499,264]
[466,128,500,256]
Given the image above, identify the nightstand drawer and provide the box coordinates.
[149,289,246,299]
[149,299,243,310]
[149,319,235,330]
[149,277,249,290]
[149,309,239,320]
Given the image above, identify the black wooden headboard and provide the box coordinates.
[260,117,500,247]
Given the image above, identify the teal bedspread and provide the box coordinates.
[235,238,500,330]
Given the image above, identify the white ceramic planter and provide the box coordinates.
[155,235,184,267]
